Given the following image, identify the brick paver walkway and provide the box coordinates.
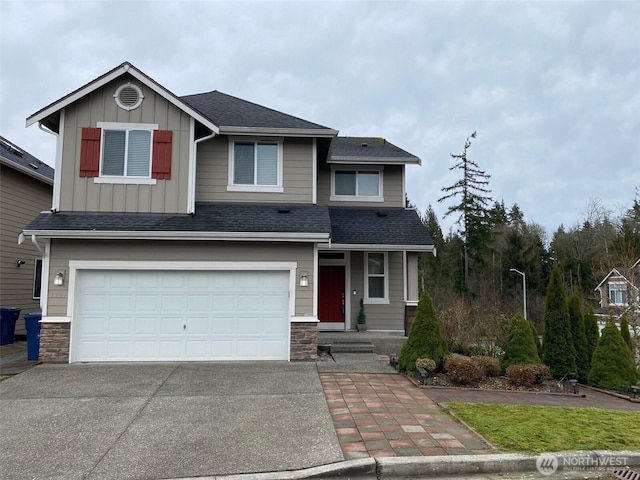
[319,372,494,459]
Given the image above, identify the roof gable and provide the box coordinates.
[26,62,219,134]
[0,135,54,184]
[330,137,421,165]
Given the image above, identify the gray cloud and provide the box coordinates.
[1,0,638,236]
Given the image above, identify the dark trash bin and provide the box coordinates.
[0,307,21,345]
[24,313,42,361]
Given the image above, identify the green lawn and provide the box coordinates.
[447,403,640,454]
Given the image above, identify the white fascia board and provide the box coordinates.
[0,157,54,185]
[26,62,219,135]
[23,230,330,242]
[319,243,435,252]
[594,268,625,291]
[329,156,421,165]
[219,126,338,138]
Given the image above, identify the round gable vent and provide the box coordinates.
[114,82,144,111]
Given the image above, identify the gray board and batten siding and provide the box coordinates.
[59,75,192,214]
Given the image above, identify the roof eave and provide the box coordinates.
[329,156,421,165]
[219,126,338,138]
[22,229,330,243]
[320,243,434,252]
[26,62,220,134]
[0,157,54,185]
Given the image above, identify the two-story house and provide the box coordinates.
[21,62,433,363]
[594,258,640,319]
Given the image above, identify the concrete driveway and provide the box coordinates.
[0,362,343,480]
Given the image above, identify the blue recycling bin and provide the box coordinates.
[0,307,21,345]
[24,313,42,361]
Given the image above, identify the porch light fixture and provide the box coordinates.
[299,272,309,287]
[54,271,64,286]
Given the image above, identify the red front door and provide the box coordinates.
[318,265,345,323]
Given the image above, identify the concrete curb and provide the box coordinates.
[168,451,640,480]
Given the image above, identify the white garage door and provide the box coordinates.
[73,270,290,362]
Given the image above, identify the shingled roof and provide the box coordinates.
[181,91,336,134]
[330,137,421,165]
[24,203,331,239]
[23,203,433,250]
[0,135,54,184]
[328,207,433,249]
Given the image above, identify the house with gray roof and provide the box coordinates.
[22,62,433,363]
[1,136,53,332]
[594,259,640,319]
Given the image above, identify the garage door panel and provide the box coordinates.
[74,270,290,362]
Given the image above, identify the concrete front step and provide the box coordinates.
[325,342,376,353]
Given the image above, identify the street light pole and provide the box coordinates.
[510,268,527,320]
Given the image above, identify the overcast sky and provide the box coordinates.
[1,0,638,238]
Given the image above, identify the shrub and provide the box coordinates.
[415,357,437,374]
[584,305,599,366]
[542,264,577,379]
[502,314,540,372]
[399,292,448,374]
[620,314,632,351]
[506,363,550,387]
[468,343,487,357]
[443,355,484,386]
[473,356,500,377]
[588,319,638,391]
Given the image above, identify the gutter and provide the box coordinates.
[21,230,331,243]
[318,243,435,252]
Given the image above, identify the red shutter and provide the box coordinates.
[152,130,172,180]
[79,127,101,177]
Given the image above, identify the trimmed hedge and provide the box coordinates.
[473,356,500,377]
[506,363,550,387]
[443,355,484,386]
[502,313,540,372]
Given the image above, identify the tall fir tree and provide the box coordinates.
[542,264,577,379]
[437,132,492,293]
[584,305,600,367]
[620,313,632,351]
[568,290,590,383]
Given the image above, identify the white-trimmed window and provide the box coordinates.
[365,252,388,303]
[101,125,152,177]
[609,282,627,305]
[228,138,283,192]
[331,167,383,202]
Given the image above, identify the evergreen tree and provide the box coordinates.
[568,290,590,383]
[399,291,449,374]
[584,305,599,366]
[502,313,540,372]
[438,132,492,293]
[529,320,542,359]
[542,264,577,378]
[620,313,632,351]
[588,319,637,390]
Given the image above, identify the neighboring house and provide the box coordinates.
[0,136,54,332]
[594,259,640,319]
[22,62,433,363]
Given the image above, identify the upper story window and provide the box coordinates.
[331,167,383,202]
[609,282,627,305]
[102,128,152,177]
[228,138,283,193]
[80,123,172,184]
[365,252,389,304]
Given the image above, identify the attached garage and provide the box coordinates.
[71,268,291,362]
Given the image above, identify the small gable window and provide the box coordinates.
[331,168,383,202]
[609,282,627,305]
[228,138,283,192]
[80,123,172,183]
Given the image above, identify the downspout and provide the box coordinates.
[189,129,217,214]
[39,114,63,213]
[17,233,45,256]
